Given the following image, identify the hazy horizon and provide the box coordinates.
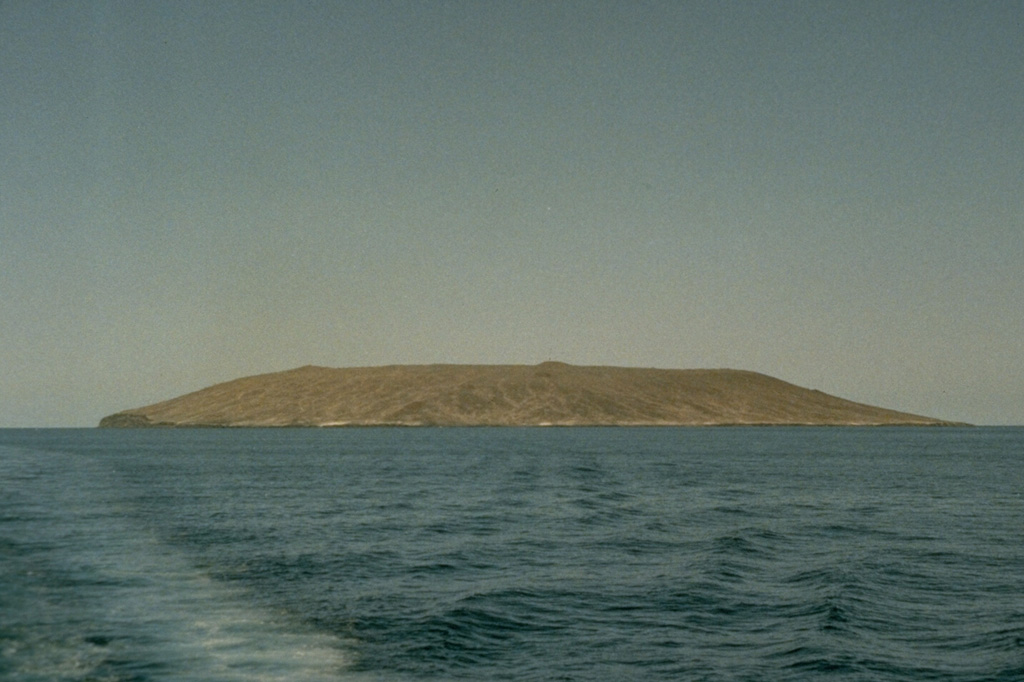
[2,2,1022,426]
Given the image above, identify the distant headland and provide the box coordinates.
[98,363,962,427]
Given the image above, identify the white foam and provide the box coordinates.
[81,528,365,681]
[0,445,375,682]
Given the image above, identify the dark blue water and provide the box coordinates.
[1,427,1022,681]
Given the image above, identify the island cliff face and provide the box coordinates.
[98,363,957,427]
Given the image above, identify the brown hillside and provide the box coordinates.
[98,362,957,427]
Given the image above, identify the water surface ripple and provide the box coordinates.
[2,427,1022,680]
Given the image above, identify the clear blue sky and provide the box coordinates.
[2,1,1022,426]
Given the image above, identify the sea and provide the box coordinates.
[1,426,1022,681]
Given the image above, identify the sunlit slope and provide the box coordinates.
[98,362,958,427]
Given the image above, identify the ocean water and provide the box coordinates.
[1,427,1022,681]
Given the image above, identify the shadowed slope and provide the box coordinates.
[98,363,957,427]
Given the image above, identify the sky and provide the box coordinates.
[1,1,1022,426]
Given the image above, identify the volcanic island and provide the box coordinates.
[98,362,960,427]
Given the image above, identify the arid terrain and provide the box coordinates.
[99,362,957,427]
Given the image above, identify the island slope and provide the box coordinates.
[98,363,958,427]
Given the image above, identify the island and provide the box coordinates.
[98,362,961,427]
